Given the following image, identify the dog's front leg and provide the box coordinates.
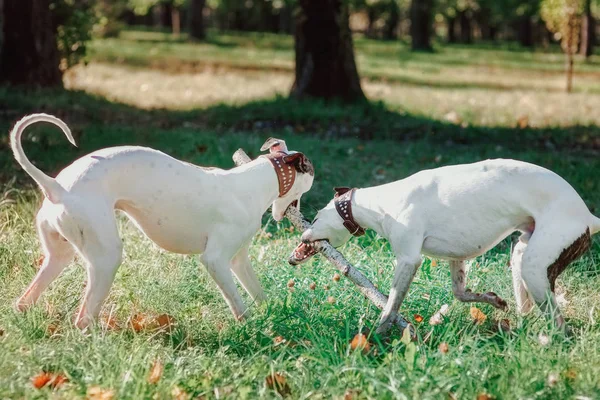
[231,246,266,304]
[376,254,422,335]
[450,260,508,310]
[201,233,249,321]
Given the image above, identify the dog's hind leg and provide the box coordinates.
[71,217,123,329]
[201,232,249,321]
[510,238,534,314]
[450,260,508,310]
[520,222,590,331]
[15,218,75,310]
[231,246,266,304]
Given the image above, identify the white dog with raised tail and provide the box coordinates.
[11,114,314,328]
[291,159,599,334]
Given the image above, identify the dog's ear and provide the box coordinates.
[260,137,287,153]
[283,152,314,175]
[333,187,351,197]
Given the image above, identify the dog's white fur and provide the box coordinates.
[301,159,600,334]
[11,114,314,328]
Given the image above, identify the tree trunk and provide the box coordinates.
[410,0,433,51]
[459,10,472,44]
[0,0,62,87]
[383,1,400,40]
[447,16,457,43]
[518,15,533,47]
[580,0,595,57]
[291,0,365,102]
[171,7,181,35]
[189,0,206,40]
[566,51,574,92]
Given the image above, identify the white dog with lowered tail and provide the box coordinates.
[11,114,314,328]
[292,159,599,334]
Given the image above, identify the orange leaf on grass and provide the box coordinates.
[86,386,115,400]
[438,342,449,354]
[333,273,341,282]
[470,307,487,325]
[155,314,175,331]
[309,282,316,290]
[350,333,371,354]
[476,394,495,400]
[265,372,291,397]
[147,358,164,384]
[430,259,438,267]
[413,314,424,323]
[32,372,68,389]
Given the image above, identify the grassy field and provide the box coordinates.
[1,29,600,399]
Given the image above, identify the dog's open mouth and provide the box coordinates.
[289,242,318,265]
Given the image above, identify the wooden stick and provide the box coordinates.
[233,148,413,334]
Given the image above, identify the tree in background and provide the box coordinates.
[580,0,595,57]
[541,0,583,92]
[291,0,365,101]
[0,0,62,87]
[189,0,206,40]
[410,0,434,50]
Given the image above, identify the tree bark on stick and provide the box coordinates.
[290,0,365,102]
[232,149,413,336]
[0,0,62,87]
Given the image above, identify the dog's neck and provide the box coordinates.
[228,157,281,212]
[349,188,388,236]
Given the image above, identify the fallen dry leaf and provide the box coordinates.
[547,372,559,387]
[327,296,336,304]
[101,314,119,331]
[350,333,371,354]
[538,332,551,346]
[32,372,52,389]
[429,304,450,326]
[333,273,341,282]
[323,284,330,290]
[517,115,529,129]
[430,259,438,267]
[171,386,191,400]
[438,342,449,354]
[265,372,291,397]
[344,389,361,399]
[128,313,146,332]
[287,279,295,288]
[476,394,494,400]
[36,255,45,268]
[155,314,175,330]
[147,358,164,384]
[214,385,234,398]
[565,369,577,380]
[273,336,286,345]
[470,307,487,325]
[32,371,68,389]
[86,386,115,400]
[414,314,424,323]
[309,282,316,290]
[47,323,59,335]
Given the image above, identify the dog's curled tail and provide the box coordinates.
[10,113,77,203]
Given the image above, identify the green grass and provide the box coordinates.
[2,29,600,398]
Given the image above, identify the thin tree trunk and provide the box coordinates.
[383,1,400,40]
[518,15,533,47]
[189,0,206,40]
[162,2,172,29]
[171,7,181,36]
[0,0,62,87]
[566,51,574,92]
[447,16,457,43]
[580,0,595,57]
[410,0,433,51]
[291,0,365,102]
[459,10,472,44]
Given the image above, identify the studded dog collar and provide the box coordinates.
[263,151,297,197]
[334,187,366,237]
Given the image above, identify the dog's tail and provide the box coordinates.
[10,113,77,204]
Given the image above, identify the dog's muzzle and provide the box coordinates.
[289,242,319,265]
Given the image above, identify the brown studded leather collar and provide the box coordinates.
[262,152,296,197]
[334,187,366,237]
